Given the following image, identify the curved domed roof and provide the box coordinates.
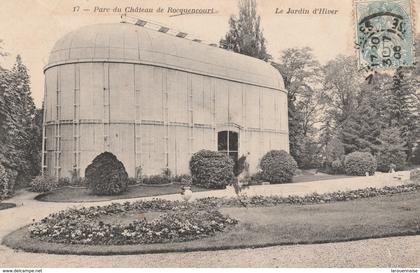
[47,23,284,91]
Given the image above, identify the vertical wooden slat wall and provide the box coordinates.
[44,62,289,177]
[43,24,288,178]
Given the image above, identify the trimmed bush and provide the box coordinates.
[259,150,297,183]
[410,169,420,182]
[344,152,377,176]
[376,150,406,172]
[189,150,234,189]
[0,164,17,200]
[30,175,58,193]
[85,152,128,195]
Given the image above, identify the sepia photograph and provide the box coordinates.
[0,0,419,270]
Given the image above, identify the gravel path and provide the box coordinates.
[0,171,418,267]
[0,236,419,267]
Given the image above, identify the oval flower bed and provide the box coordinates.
[4,183,420,256]
[28,200,237,245]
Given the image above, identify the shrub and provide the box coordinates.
[0,164,17,200]
[57,177,71,187]
[344,152,377,176]
[189,150,235,189]
[142,174,171,185]
[30,175,58,193]
[259,150,297,183]
[85,152,128,195]
[410,168,420,182]
[127,177,139,185]
[243,172,263,185]
[376,150,406,172]
[172,174,192,185]
[331,159,344,174]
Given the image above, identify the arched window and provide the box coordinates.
[217,131,238,163]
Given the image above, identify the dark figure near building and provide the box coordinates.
[234,154,248,177]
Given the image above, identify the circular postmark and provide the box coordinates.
[356,0,414,69]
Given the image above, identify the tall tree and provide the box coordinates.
[220,0,271,61]
[376,127,407,171]
[273,47,322,166]
[338,73,391,154]
[385,67,419,159]
[28,106,43,177]
[322,56,362,126]
[340,98,382,154]
[319,120,345,165]
[0,63,22,193]
[0,55,37,188]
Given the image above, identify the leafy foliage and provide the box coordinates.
[220,0,270,61]
[273,48,322,166]
[340,98,382,154]
[259,150,297,183]
[30,175,58,193]
[375,128,406,172]
[344,152,377,176]
[0,55,39,192]
[318,50,419,167]
[295,138,323,169]
[86,152,128,195]
[0,163,17,200]
[189,150,235,189]
[142,174,171,185]
[321,56,382,156]
[322,56,362,126]
[319,122,345,166]
[384,68,420,159]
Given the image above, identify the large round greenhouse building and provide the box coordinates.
[42,23,288,178]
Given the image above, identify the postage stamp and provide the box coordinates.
[355,0,415,70]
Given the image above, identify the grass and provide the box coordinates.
[0,202,16,211]
[292,173,352,183]
[35,183,211,203]
[5,190,420,255]
[37,173,351,203]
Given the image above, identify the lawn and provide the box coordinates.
[292,173,352,183]
[36,173,350,203]
[5,190,420,255]
[0,202,16,211]
[35,183,212,202]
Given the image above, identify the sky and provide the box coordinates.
[0,0,418,107]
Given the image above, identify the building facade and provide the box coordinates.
[42,23,288,178]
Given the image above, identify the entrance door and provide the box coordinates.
[217,131,238,163]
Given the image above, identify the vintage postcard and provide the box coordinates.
[0,0,419,270]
